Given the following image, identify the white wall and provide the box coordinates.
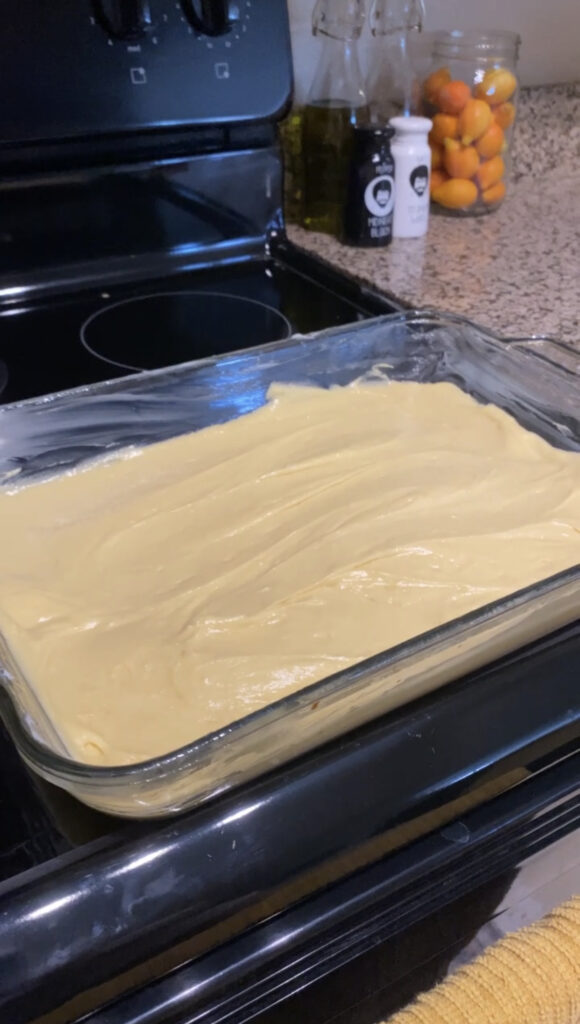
[288,0,580,99]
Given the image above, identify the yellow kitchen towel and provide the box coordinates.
[384,896,580,1024]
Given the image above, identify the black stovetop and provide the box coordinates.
[0,231,578,1024]
[0,243,397,406]
[0,226,577,1024]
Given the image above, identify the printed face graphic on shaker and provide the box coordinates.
[374,181,391,207]
[410,165,429,197]
[364,175,394,217]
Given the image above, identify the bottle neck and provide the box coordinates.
[307,35,367,110]
[370,0,425,36]
[312,0,366,42]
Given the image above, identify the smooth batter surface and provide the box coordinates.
[0,380,578,765]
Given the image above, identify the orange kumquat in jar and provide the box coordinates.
[423,30,520,215]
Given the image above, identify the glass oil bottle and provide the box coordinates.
[368,0,425,123]
[301,0,369,236]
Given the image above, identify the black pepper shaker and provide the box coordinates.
[342,125,395,247]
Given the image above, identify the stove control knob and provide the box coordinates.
[181,0,237,37]
[94,0,155,40]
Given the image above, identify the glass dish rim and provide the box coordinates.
[0,307,578,785]
[1,308,578,416]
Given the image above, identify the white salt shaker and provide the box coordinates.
[389,116,432,238]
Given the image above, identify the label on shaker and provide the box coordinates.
[363,175,395,233]
[343,127,395,248]
[392,156,430,238]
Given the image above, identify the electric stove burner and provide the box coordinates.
[80,291,293,371]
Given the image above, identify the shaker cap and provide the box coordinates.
[353,124,395,142]
[389,115,432,136]
[350,124,395,159]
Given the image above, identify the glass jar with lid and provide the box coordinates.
[423,30,521,216]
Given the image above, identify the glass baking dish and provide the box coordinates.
[0,311,578,818]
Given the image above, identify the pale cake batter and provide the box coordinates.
[0,380,578,766]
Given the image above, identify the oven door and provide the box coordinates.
[69,752,580,1024]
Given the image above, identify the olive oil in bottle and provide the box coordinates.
[302,0,369,237]
[303,100,368,235]
[280,106,305,225]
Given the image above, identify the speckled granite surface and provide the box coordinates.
[513,83,580,178]
[288,84,580,353]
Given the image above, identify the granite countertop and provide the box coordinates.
[288,84,580,352]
